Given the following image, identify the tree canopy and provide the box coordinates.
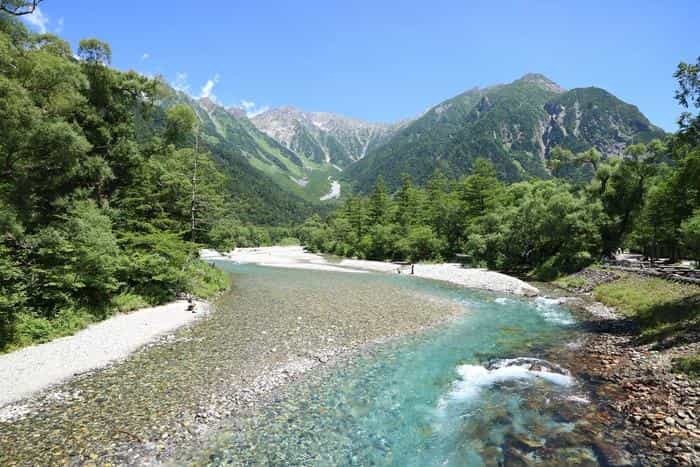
[0,16,230,349]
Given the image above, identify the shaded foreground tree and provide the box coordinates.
[0,17,230,350]
[0,0,41,16]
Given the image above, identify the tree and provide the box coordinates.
[27,200,121,313]
[592,142,664,254]
[0,0,41,16]
[397,226,444,262]
[547,147,574,177]
[459,159,501,219]
[165,104,198,145]
[681,210,700,265]
[368,175,390,225]
[576,148,602,171]
[0,19,228,350]
[674,57,700,144]
[77,38,112,65]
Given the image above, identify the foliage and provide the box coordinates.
[681,210,700,263]
[0,18,229,350]
[185,259,230,299]
[110,293,149,313]
[301,162,601,276]
[674,56,700,145]
[673,355,700,379]
[552,275,587,291]
[157,86,325,225]
[11,308,94,349]
[0,1,41,16]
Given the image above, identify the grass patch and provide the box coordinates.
[9,308,95,351]
[594,274,700,343]
[2,259,231,353]
[673,355,700,379]
[277,237,300,246]
[110,292,150,313]
[553,275,587,290]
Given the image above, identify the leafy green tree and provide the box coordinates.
[0,0,42,16]
[368,175,390,225]
[590,142,664,253]
[165,104,198,145]
[674,56,700,144]
[0,19,229,349]
[458,159,501,219]
[27,200,121,314]
[360,224,399,260]
[77,38,112,65]
[681,210,700,264]
[397,226,445,262]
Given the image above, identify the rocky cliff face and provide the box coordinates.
[542,87,664,157]
[252,107,397,168]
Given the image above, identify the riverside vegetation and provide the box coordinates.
[1,5,699,363]
[298,58,700,279]
[0,16,230,350]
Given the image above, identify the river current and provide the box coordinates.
[194,263,599,466]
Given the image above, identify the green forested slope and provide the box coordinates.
[148,90,325,224]
[0,18,235,349]
[346,74,666,191]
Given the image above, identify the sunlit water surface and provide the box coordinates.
[196,264,597,466]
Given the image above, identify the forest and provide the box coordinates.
[299,60,700,279]
[0,16,234,349]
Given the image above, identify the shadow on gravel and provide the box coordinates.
[577,293,700,350]
[578,317,640,337]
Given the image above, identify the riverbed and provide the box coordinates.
[0,262,632,465]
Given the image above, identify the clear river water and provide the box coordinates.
[193,263,600,466]
[1,262,613,465]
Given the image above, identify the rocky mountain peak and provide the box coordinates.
[225,106,247,119]
[251,107,397,167]
[198,96,217,112]
[517,73,566,93]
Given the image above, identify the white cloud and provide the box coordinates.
[172,72,190,93]
[141,53,150,61]
[237,99,269,117]
[247,105,269,118]
[55,17,64,34]
[23,6,49,34]
[200,73,220,101]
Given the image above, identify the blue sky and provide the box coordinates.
[23,0,699,130]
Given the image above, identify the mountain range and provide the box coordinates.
[163,73,665,222]
[346,73,665,190]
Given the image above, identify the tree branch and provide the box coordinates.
[0,0,43,16]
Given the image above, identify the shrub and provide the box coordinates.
[110,292,150,312]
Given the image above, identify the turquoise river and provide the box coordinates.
[187,262,608,466]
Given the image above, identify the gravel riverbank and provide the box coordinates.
[0,266,463,465]
[218,246,540,296]
[0,300,209,410]
[537,279,700,466]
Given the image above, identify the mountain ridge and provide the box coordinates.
[343,73,666,191]
[251,106,400,168]
[161,72,666,203]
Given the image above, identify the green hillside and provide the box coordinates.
[346,74,666,191]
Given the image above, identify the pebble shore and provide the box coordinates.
[0,300,209,410]
[0,266,462,465]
